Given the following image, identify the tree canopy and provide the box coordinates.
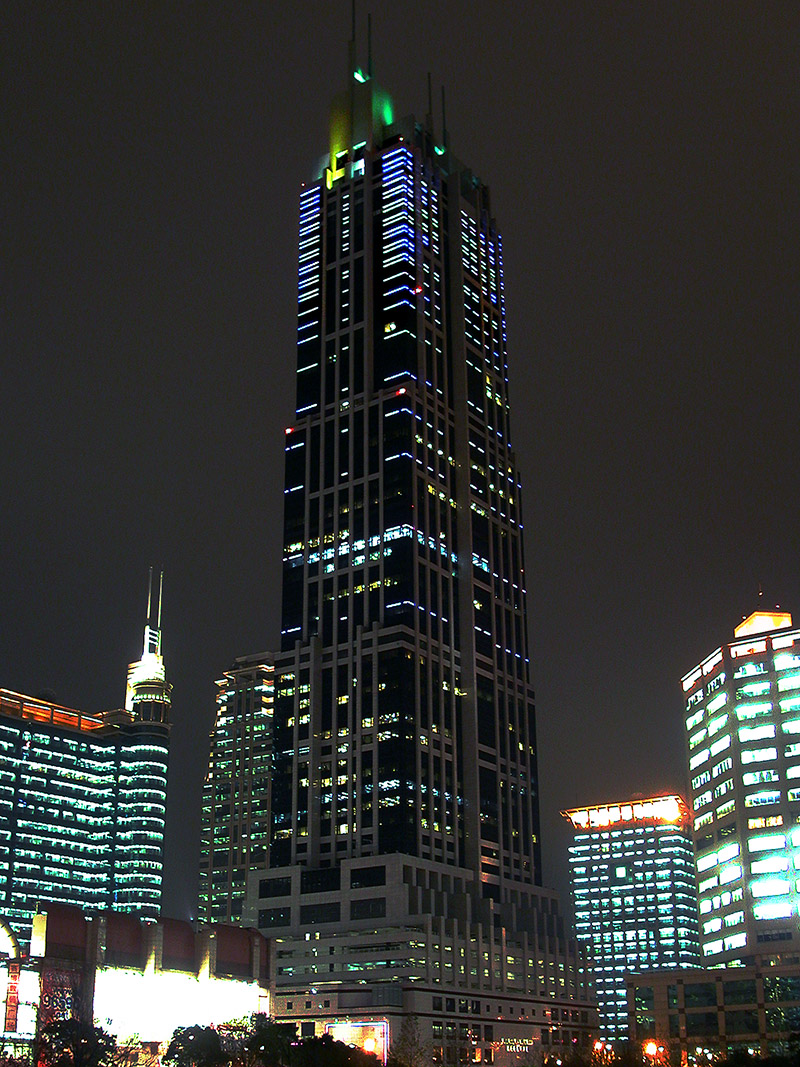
[38,1018,117,1067]
[164,1026,229,1067]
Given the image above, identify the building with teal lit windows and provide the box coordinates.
[198,653,273,922]
[562,795,701,1041]
[682,608,800,966]
[0,572,170,948]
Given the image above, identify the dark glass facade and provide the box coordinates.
[244,72,595,1056]
[271,83,540,886]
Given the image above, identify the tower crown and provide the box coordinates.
[125,568,171,723]
[734,608,792,638]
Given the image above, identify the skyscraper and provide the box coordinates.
[562,795,701,1041]
[198,653,273,922]
[244,54,594,1058]
[0,578,170,947]
[682,608,800,966]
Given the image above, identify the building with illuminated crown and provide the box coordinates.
[681,608,800,966]
[125,568,172,724]
[0,574,170,948]
[198,654,273,923]
[562,795,700,1041]
[242,35,595,1064]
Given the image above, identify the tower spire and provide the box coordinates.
[146,566,153,621]
[126,568,171,723]
[367,12,372,78]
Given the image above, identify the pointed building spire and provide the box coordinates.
[126,568,171,723]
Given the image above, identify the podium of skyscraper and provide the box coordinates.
[242,52,594,1059]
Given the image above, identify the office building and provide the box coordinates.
[682,608,800,966]
[243,49,595,1060]
[562,795,701,1041]
[0,576,170,947]
[198,654,273,922]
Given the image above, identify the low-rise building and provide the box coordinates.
[627,963,800,1059]
[0,904,269,1052]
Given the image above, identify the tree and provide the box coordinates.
[163,1027,230,1067]
[223,1016,296,1067]
[38,1019,117,1067]
[387,1017,431,1067]
[289,1034,378,1067]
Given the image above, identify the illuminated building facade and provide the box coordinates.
[682,609,800,966]
[243,45,595,1062]
[0,904,269,1050]
[0,689,170,948]
[562,796,701,1041]
[198,654,273,922]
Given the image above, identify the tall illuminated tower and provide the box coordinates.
[245,48,595,1059]
[682,608,800,966]
[562,795,701,1041]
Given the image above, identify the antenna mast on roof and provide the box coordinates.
[146,566,153,621]
[349,0,356,74]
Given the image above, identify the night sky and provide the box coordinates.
[4,3,799,920]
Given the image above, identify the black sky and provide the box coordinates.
[3,2,799,919]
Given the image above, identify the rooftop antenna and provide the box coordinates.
[441,84,449,150]
[367,12,373,78]
[146,566,153,622]
[426,72,434,135]
[157,569,164,630]
[349,0,356,71]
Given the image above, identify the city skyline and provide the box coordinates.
[4,3,798,918]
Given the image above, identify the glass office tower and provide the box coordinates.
[245,61,595,1059]
[562,796,701,1041]
[682,608,800,966]
[198,654,273,922]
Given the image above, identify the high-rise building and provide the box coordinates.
[198,654,273,922]
[0,574,170,947]
[562,795,701,1041]
[682,608,800,966]
[0,690,169,947]
[243,55,595,1059]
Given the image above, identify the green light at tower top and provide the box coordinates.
[325,74,395,187]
